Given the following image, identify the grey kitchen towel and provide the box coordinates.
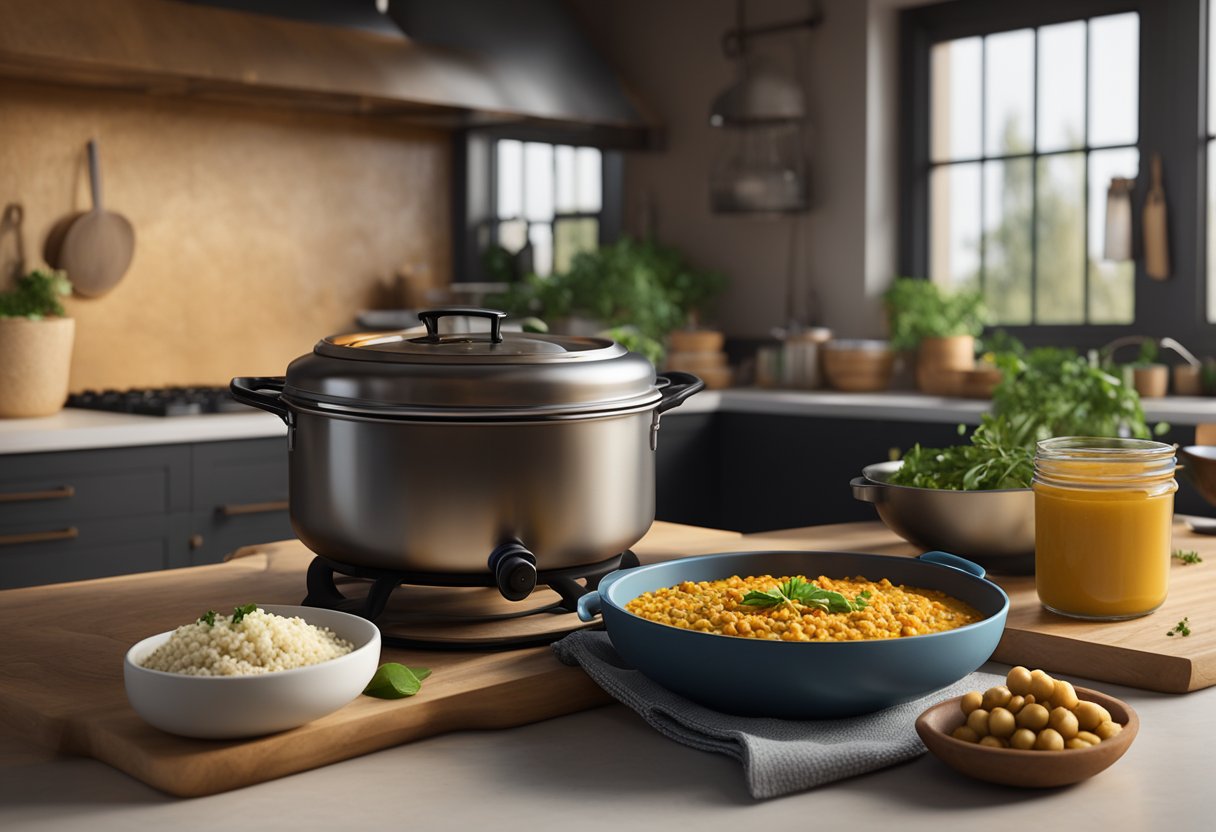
[553,629,1004,799]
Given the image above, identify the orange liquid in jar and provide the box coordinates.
[1034,482,1174,619]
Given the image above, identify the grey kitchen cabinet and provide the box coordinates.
[0,438,292,589]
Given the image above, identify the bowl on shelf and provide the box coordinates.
[916,686,1139,788]
[124,604,381,739]
[852,460,1035,574]
[822,339,895,392]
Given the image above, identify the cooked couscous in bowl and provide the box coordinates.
[124,604,381,739]
[625,574,982,642]
[581,549,1009,719]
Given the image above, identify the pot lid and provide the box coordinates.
[283,307,661,415]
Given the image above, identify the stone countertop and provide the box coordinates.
[2,388,1213,454]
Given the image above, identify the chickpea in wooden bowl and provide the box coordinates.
[915,666,1139,788]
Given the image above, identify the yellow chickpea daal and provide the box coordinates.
[624,574,982,641]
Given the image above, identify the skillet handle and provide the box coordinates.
[230,377,290,426]
[918,551,987,580]
[576,591,603,622]
[851,477,885,504]
[655,372,705,414]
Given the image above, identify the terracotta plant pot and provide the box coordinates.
[0,317,75,417]
[960,365,1003,399]
[916,335,975,396]
[1132,364,1169,398]
[1173,364,1202,396]
[668,329,724,353]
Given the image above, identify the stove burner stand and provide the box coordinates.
[302,548,639,650]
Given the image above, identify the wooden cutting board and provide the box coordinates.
[753,520,1216,694]
[0,521,743,798]
[3,518,1213,798]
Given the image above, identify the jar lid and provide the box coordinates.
[282,308,660,416]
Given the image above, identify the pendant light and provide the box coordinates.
[708,0,821,214]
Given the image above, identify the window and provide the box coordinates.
[902,0,1206,352]
[928,14,1138,326]
[493,139,603,277]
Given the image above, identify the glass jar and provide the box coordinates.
[1033,437,1177,620]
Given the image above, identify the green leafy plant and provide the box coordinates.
[363,663,432,699]
[0,269,71,320]
[487,238,726,341]
[740,576,871,614]
[884,277,986,351]
[890,342,1160,491]
[1135,338,1160,367]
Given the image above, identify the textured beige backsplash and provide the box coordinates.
[0,79,450,391]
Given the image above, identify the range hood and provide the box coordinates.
[0,0,653,146]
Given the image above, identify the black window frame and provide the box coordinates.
[900,0,1207,355]
[453,126,624,285]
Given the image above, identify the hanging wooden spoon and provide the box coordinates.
[47,140,136,298]
[1143,151,1169,281]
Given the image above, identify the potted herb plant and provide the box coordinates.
[884,278,986,396]
[0,269,74,417]
[1128,339,1169,399]
[488,237,727,358]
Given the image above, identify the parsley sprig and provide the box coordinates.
[1173,549,1203,565]
[197,603,259,627]
[741,576,871,615]
[1167,617,1192,637]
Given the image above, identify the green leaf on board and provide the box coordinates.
[363,663,432,699]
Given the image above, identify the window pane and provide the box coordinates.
[524,142,554,222]
[1035,153,1086,323]
[930,163,981,291]
[496,140,522,220]
[555,145,576,213]
[554,218,599,274]
[1089,148,1137,324]
[1037,21,1086,152]
[529,223,553,277]
[985,29,1034,156]
[1209,142,1216,321]
[931,37,982,162]
[983,158,1033,324]
[1089,13,1138,146]
[575,147,602,212]
[1210,2,1216,135]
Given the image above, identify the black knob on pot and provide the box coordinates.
[488,542,538,602]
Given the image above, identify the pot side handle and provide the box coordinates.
[655,372,705,414]
[576,591,603,622]
[230,377,290,425]
[918,550,987,580]
[851,477,886,504]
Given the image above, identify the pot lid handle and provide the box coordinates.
[418,307,506,344]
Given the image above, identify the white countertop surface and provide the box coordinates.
[1,661,1208,832]
[1,389,1213,455]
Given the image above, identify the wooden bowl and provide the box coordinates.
[1179,446,1216,508]
[822,340,895,392]
[915,686,1138,788]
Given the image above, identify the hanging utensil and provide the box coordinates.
[1143,152,1169,280]
[1,203,26,280]
[45,139,136,298]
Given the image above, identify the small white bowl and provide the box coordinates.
[124,604,381,739]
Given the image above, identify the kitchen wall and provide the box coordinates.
[570,0,917,340]
[0,79,450,391]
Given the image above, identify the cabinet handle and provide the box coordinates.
[0,485,76,503]
[0,527,79,546]
[219,500,289,517]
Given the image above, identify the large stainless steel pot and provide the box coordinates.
[231,308,703,598]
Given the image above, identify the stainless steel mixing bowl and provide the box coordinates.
[851,460,1035,574]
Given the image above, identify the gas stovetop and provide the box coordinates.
[66,386,251,417]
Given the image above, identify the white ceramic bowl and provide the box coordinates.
[124,604,381,739]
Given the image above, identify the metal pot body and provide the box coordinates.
[287,407,658,573]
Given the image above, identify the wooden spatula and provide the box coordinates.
[48,140,136,298]
[1143,152,1169,281]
